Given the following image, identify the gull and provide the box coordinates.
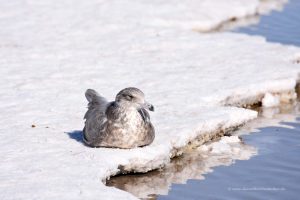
[83,87,155,148]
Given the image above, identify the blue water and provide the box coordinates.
[234,0,300,47]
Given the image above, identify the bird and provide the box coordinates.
[83,87,155,149]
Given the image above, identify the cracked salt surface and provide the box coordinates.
[0,0,300,199]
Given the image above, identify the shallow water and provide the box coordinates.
[107,1,300,199]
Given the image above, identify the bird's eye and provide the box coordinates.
[123,94,133,101]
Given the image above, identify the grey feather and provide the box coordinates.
[138,108,150,123]
[84,89,108,119]
[83,89,110,146]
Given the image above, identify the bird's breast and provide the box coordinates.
[105,106,153,148]
[107,106,146,136]
[122,108,143,130]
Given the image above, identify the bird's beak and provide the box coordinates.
[144,101,154,112]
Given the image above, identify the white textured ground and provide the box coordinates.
[1,0,299,199]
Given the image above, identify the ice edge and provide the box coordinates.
[104,81,298,184]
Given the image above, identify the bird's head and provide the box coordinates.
[115,87,154,111]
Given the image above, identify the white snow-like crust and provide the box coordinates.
[262,93,281,107]
[0,0,299,199]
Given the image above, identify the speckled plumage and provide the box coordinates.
[83,88,155,148]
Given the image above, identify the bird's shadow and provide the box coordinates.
[66,130,85,145]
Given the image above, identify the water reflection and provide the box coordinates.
[107,136,257,199]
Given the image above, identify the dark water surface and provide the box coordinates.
[107,1,300,199]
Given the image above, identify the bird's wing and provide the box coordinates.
[83,89,109,146]
[84,89,108,119]
[138,108,151,123]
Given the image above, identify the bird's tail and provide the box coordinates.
[84,89,108,114]
[85,89,100,103]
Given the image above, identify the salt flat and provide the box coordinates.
[0,0,299,199]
